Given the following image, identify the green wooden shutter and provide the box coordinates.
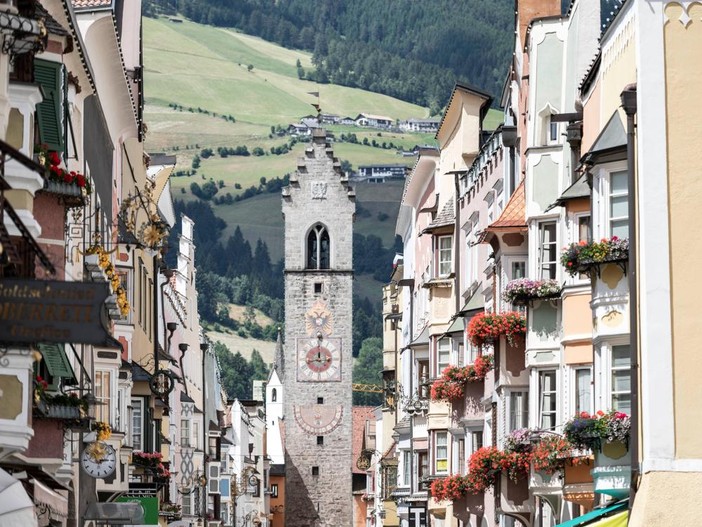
[37,343,76,384]
[34,59,64,152]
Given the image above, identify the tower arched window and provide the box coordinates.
[271,388,277,402]
[307,225,330,270]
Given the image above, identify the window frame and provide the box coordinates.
[592,161,629,241]
[434,432,448,475]
[437,235,453,277]
[537,220,558,280]
[537,369,558,431]
[306,224,331,270]
[610,344,632,414]
[181,418,191,448]
[608,170,629,239]
[507,390,529,432]
[94,369,113,425]
[401,450,411,487]
[436,338,451,376]
[573,365,593,417]
[131,397,144,451]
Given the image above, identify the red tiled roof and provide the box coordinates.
[486,180,526,231]
[71,0,112,8]
[352,406,375,474]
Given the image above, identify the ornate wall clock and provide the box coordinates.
[81,442,117,479]
[305,299,334,337]
[296,337,341,382]
[293,405,344,435]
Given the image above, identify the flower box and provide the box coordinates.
[561,237,629,277]
[44,180,87,207]
[430,355,493,402]
[503,279,561,306]
[564,411,630,453]
[467,312,526,348]
[36,402,85,419]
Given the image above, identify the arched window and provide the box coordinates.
[271,388,277,402]
[307,225,330,269]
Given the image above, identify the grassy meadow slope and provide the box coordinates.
[143,16,436,260]
[144,15,502,289]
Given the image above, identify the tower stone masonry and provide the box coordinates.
[282,128,354,526]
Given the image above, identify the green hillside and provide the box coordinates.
[144,14,502,295]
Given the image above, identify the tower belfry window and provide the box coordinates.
[307,225,330,270]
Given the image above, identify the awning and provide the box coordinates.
[589,511,628,527]
[460,289,484,314]
[84,502,145,525]
[32,478,68,519]
[408,327,429,348]
[554,500,628,527]
[445,317,464,334]
[0,469,36,526]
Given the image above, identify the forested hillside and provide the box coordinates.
[143,0,514,112]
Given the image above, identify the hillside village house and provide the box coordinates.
[355,113,395,128]
[399,119,441,134]
[367,0,702,526]
[355,164,409,183]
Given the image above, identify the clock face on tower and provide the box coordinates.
[293,404,344,435]
[297,337,341,381]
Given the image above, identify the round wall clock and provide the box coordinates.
[293,404,344,435]
[81,442,117,479]
[296,337,341,381]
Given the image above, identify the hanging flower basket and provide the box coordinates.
[430,355,493,401]
[467,312,526,347]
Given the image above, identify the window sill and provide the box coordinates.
[422,276,454,289]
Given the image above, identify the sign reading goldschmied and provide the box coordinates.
[0,279,113,344]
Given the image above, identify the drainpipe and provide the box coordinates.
[453,173,461,316]
[620,85,639,500]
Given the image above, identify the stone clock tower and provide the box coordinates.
[282,128,354,526]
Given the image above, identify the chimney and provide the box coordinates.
[516,0,561,49]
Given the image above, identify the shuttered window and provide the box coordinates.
[34,59,65,153]
[37,343,76,388]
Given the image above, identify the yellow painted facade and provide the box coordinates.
[663,2,702,460]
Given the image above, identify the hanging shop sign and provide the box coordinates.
[0,278,115,345]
